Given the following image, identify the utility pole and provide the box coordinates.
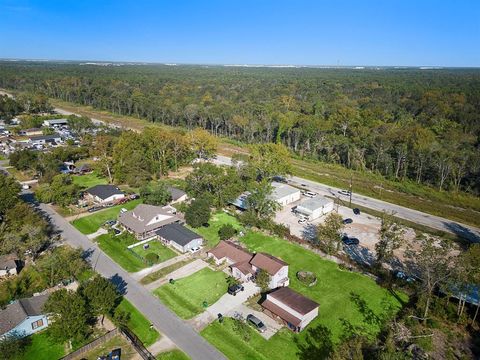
[349,173,353,208]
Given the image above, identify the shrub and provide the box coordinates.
[145,253,159,264]
[218,224,237,240]
[185,196,211,228]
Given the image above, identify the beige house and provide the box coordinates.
[0,254,20,278]
[261,287,319,332]
[118,204,181,240]
[207,241,289,288]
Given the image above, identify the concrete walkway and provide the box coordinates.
[131,253,191,281]
[87,227,108,239]
[145,259,209,291]
[189,281,260,331]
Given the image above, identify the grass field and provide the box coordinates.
[78,334,138,360]
[116,298,160,347]
[202,318,296,360]
[71,199,142,234]
[95,233,147,272]
[15,331,65,360]
[153,268,228,319]
[72,172,108,189]
[189,212,243,248]
[156,349,191,360]
[130,240,177,263]
[199,213,406,359]
[140,259,193,285]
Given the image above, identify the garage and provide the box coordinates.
[295,197,334,220]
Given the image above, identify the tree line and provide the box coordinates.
[0,62,479,194]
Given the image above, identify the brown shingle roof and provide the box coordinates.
[261,299,302,326]
[250,253,288,276]
[208,240,253,264]
[232,260,256,275]
[268,287,319,315]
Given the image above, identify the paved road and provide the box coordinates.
[213,155,480,242]
[39,203,226,360]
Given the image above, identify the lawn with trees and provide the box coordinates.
[114,298,160,347]
[72,171,108,188]
[71,198,141,234]
[130,240,177,264]
[189,212,243,248]
[153,267,228,319]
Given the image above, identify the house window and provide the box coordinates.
[31,319,44,330]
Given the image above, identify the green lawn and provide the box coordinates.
[140,259,193,285]
[200,213,407,359]
[130,240,177,263]
[153,268,228,319]
[75,334,137,360]
[15,331,66,360]
[189,212,243,248]
[116,298,160,347]
[71,199,142,234]
[72,172,108,189]
[96,232,147,272]
[156,349,191,360]
[202,318,297,360]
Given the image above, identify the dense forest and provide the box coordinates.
[0,62,479,194]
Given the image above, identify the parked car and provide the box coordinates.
[104,219,117,227]
[247,314,267,333]
[302,191,317,198]
[120,208,128,214]
[339,189,351,196]
[298,218,307,225]
[343,218,353,224]
[272,176,287,183]
[393,270,417,283]
[88,206,102,213]
[21,184,30,190]
[227,284,244,296]
[113,229,122,236]
[342,236,359,246]
[353,208,361,215]
[189,246,201,253]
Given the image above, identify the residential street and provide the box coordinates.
[213,155,480,243]
[38,202,226,360]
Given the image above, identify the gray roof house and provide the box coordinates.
[43,118,68,127]
[269,182,301,206]
[85,184,125,204]
[119,204,181,240]
[28,133,62,145]
[0,294,50,338]
[168,187,188,204]
[0,253,21,277]
[156,223,203,253]
[295,197,334,220]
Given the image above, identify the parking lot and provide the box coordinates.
[274,193,418,266]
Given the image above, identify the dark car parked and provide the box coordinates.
[353,208,361,215]
[227,284,244,296]
[343,218,353,224]
[342,236,359,246]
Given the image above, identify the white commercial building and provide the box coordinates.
[295,196,334,220]
[269,182,301,207]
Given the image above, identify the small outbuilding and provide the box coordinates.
[42,118,68,127]
[295,197,334,220]
[156,223,203,253]
[0,253,21,277]
[168,187,188,204]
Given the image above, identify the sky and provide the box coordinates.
[0,0,479,67]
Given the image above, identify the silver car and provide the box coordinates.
[246,314,267,333]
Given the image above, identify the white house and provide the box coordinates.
[261,287,319,332]
[295,197,334,220]
[0,254,20,278]
[42,118,68,127]
[249,252,290,288]
[84,184,125,204]
[269,182,301,207]
[28,133,62,146]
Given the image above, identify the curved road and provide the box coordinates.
[213,155,480,243]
